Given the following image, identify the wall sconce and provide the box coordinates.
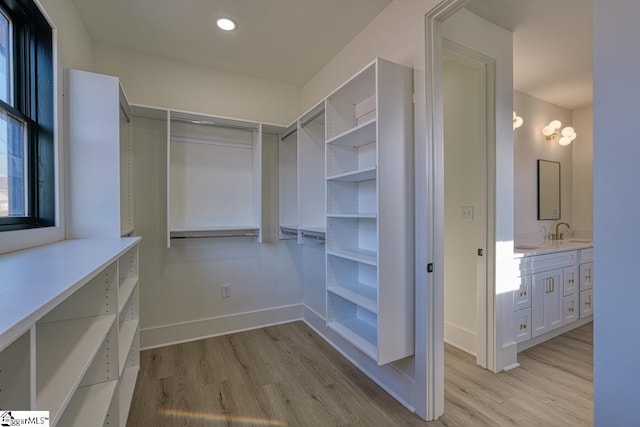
[513,111,523,129]
[542,120,577,146]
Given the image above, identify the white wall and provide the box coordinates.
[571,105,593,238]
[593,1,640,423]
[0,0,93,255]
[514,91,573,241]
[443,57,482,356]
[94,43,301,126]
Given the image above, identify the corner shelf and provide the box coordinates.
[326,118,376,147]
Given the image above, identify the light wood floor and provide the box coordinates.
[126,321,592,427]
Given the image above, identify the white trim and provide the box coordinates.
[139,304,303,350]
[444,321,478,357]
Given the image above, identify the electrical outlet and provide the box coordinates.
[221,284,231,299]
[460,206,474,221]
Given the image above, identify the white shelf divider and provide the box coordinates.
[327,284,377,313]
[326,167,377,182]
[119,367,139,427]
[326,118,376,147]
[56,380,118,427]
[36,315,116,425]
[327,249,377,266]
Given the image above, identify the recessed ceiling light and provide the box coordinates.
[216,17,237,31]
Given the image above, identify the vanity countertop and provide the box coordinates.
[514,239,593,257]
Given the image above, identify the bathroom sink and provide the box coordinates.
[566,239,592,244]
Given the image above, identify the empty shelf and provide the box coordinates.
[326,118,376,147]
[119,366,139,427]
[327,167,376,182]
[56,380,118,427]
[118,277,138,315]
[327,213,377,219]
[328,318,377,360]
[327,249,377,266]
[328,284,377,313]
[118,320,139,377]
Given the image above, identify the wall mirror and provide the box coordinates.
[537,159,561,220]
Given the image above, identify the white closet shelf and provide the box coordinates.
[56,380,118,427]
[118,277,138,315]
[327,249,377,266]
[170,226,260,239]
[327,213,377,219]
[327,167,376,182]
[328,319,377,360]
[36,314,116,425]
[326,118,376,147]
[328,284,377,313]
[118,320,139,377]
[119,366,139,427]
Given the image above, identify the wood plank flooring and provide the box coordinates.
[126,321,592,427]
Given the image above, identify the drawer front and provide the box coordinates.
[580,289,594,318]
[580,262,594,291]
[563,266,578,295]
[564,294,579,324]
[517,250,578,276]
[580,247,594,263]
[513,275,531,311]
[514,308,532,343]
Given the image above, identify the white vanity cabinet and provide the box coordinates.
[513,245,593,348]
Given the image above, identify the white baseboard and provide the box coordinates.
[302,306,416,414]
[444,321,477,357]
[140,304,304,350]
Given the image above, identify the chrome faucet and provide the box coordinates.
[552,222,571,240]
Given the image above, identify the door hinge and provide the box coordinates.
[477,248,484,256]
[427,263,433,273]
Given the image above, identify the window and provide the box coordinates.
[0,0,53,231]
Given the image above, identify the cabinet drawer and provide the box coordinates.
[563,266,578,295]
[513,308,532,343]
[564,294,579,324]
[516,250,578,276]
[580,248,594,263]
[580,289,594,318]
[580,262,594,291]
[513,275,531,311]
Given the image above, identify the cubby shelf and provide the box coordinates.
[119,367,138,427]
[325,58,414,365]
[327,167,377,182]
[56,380,118,427]
[36,315,116,425]
[118,277,138,314]
[118,320,139,377]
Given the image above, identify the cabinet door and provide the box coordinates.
[532,269,563,338]
[580,289,594,318]
[513,308,532,343]
[580,262,594,291]
[563,266,578,296]
[564,294,579,324]
[513,275,531,311]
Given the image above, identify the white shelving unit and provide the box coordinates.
[167,111,263,246]
[0,238,141,427]
[325,58,414,365]
[278,122,299,239]
[66,69,135,238]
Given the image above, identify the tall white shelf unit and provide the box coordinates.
[325,58,414,365]
[278,122,299,239]
[0,239,140,427]
[65,69,135,238]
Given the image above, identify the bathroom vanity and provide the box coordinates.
[512,240,593,350]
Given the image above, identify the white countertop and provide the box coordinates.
[0,237,141,351]
[514,239,593,257]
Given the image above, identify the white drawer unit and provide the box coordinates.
[580,262,594,291]
[564,293,579,324]
[514,308,532,343]
[580,289,594,318]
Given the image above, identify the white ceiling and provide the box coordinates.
[71,0,593,110]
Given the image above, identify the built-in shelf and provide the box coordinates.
[170,226,260,239]
[36,315,116,425]
[327,249,377,266]
[327,213,377,219]
[118,320,139,377]
[326,118,376,147]
[56,380,118,427]
[118,277,138,314]
[327,167,377,182]
[327,318,377,360]
[328,284,377,313]
[119,367,139,427]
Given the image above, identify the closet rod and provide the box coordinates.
[300,109,324,128]
[300,230,325,241]
[171,232,259,239]
[171,136,253,150]
[280,127,297,141]
[171,116,259,131]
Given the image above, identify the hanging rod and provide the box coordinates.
[300,230,325,241]
[280,127,297,141]
[170,136,253,150]
[170,232,259,239]
[171,116,259,131]
[300,109,324,128]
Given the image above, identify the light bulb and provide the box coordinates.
[559,136,572,146]
[549,120,562,130]
[513,116,523,129]
[561,126,575,137]
[542,126,555,137]
[216,17,237,31]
